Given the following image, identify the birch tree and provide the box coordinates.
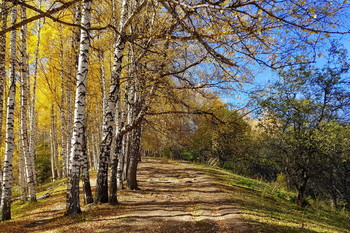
[20,5,36,202]
[50,105,58,181]
[0,0,6,201]
[126,70,144,190]
[0,4,17,221]
[64,4,82,177]
[65,0,92,215]
[95,0,129,203]
[0,0,7,148]
[59,27,68,177]
[28,0,42,184]
[82,130,93,204]
[18,141,27,202]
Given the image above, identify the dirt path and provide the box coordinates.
[117,157,255,233]
[1,157,255,233]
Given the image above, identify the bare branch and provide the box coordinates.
[146,110,225,124]
[251,2,350,35]
[158,0,255,11]
[1,0,81,35]
[160,1,238,67]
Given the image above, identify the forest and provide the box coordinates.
[0,0,350,230]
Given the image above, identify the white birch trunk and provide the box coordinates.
[116,82,129,190]
[108,101,121,204]
[0,1,6,202]
[98,49,108,118]
[28,0,41,187]
[127,124,142,190]
[65,4,82,177]
[0,1,7,149]
[81,129,93,204]
[18,138,27,202]
[95,0,128,203]
[66,90,73,175]
[50,105,57,181]
[87,132,93,170]
[126,77,142,190]
[117,135,126,189]
[123,83,135,182]
[59,36,68,177]
[91,132,98,170]
[0,4,17,221]
[20,6,36,202]
[122,75,135,183]
[65,0,92,215]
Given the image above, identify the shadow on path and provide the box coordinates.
[0,157,256,233]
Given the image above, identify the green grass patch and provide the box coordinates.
[236,178,258,189]
[11,177,67,219]
[190,163,350,233]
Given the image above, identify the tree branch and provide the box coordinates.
[1,0,81,35]
[146,110,225,124]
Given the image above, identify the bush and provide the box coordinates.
[35,155,51,184]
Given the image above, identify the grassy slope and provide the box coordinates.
[191,162,350,233]
[4,158,350,233]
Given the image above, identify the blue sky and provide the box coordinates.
[222,34,350,110]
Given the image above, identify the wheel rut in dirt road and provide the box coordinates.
[113,157,256,233]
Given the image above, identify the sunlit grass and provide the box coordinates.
[198,164,350,233]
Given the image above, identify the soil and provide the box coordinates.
[0,157,256,233]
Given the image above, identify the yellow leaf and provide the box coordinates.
[309,7,315,14]
[257,28,262,35]
[219,1,229,6]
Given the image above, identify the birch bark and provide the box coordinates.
[0,4,17,221]
[59,31,68,177]
[95,0,128,203]
[20,6,36,202]
[65,3,82,176]
[18,141,27,202]
[108,103,121,204]
[82,131,93,204]
[0,0,7,148]
[116,79,130,190]
[127,124,142,190]
[65,0,92,215]
[28,0,41,185]
[126,84,142,190]
[123,83,135,182]
[50,105,57,181]
[0,2,7,203]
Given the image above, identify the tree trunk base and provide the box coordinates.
[64,208,82,216]
[0,204,11,221]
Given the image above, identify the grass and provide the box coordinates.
[200,165,350,233]
[159,157,350,232]
[11,179,67,219]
